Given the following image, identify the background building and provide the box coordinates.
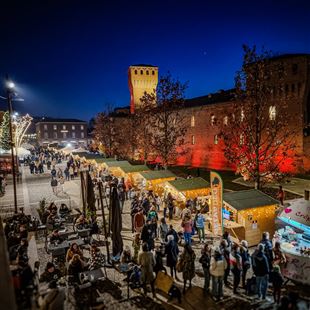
[128,64,158,114]
[35,117,88,147]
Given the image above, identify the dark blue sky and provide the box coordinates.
[1,0,309,121]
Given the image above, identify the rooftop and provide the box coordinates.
[140,170,176,180]
[105,160,131,168]
[120,164,150,173]
[130,64,157,68]
[167,177,210,192]
[36,117,87,123]
[223,189,279,211]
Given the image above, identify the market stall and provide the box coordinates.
[274,197,310,285]
[164,177,211,211]
[223,189,278,246]
[135,170,176,194]
[118,164,150,185]
[104,160,132,177]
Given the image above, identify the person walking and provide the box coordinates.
[220,239,231,286]
[51,177,58,195]
[210,247,227,301]
[69,166,74,180]
[272,241,286,270]
[159,217,168,243]
[199,244,211,293]
[64,167,70,181]
[167,193,175,220]
[230,243,242,294]
[270,265,284,304]
[240,240,251,289]
[260,232,273,270]
[182,215,193,245]
[165,234,179,280]
[252,243,270,300]
[141,220,155,251]
[138,242,156,298]
[195,210,206,243]
[180,244,196,294]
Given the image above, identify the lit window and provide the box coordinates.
[241,109,245,121]
[63,125,66,130]
[191,115,195,127]
[53,125,57,130]
[269,106,276,120]
[223,116,228,126]
[140,70,143,75]
[214,135,218,145]
[240,134,244,145]
[63,132,67,138]
[81,132,84,138]
[72,125,75,130]
[44,124,48,130]
[44,132,48,139]
[191,135,195,145]
[211,114,216,126]
[72,132,76,138]
[81,125,84,130]
[146,70,149,75]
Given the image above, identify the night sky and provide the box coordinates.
[1,0,309,121]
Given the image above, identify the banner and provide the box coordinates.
[210,171,223,235]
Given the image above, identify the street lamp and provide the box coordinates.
[5,76,18,213]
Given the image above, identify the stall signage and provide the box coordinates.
[210,171,223,235]
[282,252,310,285]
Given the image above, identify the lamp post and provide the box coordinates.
[6,76,18,214]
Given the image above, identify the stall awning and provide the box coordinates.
[167,177,210,192]
[120,165,150,173]
[223,189,278,211]
[81,153,104,160]
[140,170,176,180]
[93,157,116,164]
[105,160,131,168]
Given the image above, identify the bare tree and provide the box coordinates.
[140,73,188,168]
[221,45,299,189]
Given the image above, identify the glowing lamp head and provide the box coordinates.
[7,81,15,89]
[67,143,72,147]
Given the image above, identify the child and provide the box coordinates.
[271,265,284,304]
[132,233,141,263]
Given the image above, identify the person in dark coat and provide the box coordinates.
[260,232,273,269]
[165,234,179,279]
[252,243,270,300]
[39,262,62,283]
[141,219,155,251]
[67,254,84,283]
[166,225,179,244]
[270,265,284,304]
[199,244,211,293]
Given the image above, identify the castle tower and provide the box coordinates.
[128,64,158,114]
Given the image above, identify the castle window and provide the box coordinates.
[53,132,57,139]
[191,135,195,145]
[140,70,143,75]
[241,109,245,122]
[240,134,244,145]
[134,70,137,75]
[211,114,216,126]
[152,71,155,75]
[72,132,76,138]
[269,106,276,121]
[223,116,228,126]
[292,64,298,75]
[191,115,195,127]
[53,125,57,130]
[44,124,48,130]
[72,125,75,130]
[146,70,149,75]
[44,132,48,139]
[81,125,84,130]
[63,125,66,130]
[214,135,218,145]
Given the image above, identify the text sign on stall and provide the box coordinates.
[210,171,223,235]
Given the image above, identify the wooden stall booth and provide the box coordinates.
[118,165,150,186]
[223,189,278,246]
[135,170,176,194]
[104,160,132,177]
[164,177,211,211]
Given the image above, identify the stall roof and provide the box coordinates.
[121,165,150,173]
[140,170,176,180]
[168,177,210,192]
[105,160,131,168]
[81,153,104,160]
[94,157,116,164]
[223,189,278,211]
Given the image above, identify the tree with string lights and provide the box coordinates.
[0,111,11,151]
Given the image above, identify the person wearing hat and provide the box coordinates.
[39,262,62,283]
[210,246,227,301]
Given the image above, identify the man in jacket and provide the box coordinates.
[252,243,270,300]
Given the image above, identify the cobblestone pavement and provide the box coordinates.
[2,162,308,309]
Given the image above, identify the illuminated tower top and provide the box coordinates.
[128,64,158,114]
